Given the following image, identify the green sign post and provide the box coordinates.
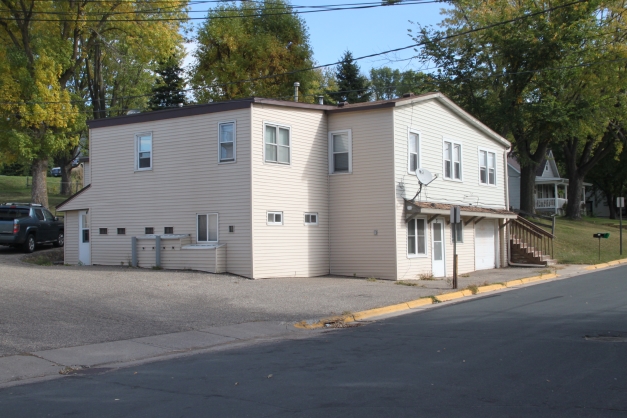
[593,233,610,261]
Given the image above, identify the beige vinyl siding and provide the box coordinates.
[65,108,253,276]
[250,104,329,278]
[394,99,509,278]
[63,210,79,265]
[327,108,397,280]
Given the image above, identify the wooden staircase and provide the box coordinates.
[509,216,556,266]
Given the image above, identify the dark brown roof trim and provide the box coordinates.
[87,99,253,129]
[56,184,91,210]
[327,101,396,113]
[252,98,335,110]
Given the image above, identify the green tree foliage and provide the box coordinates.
[329,51,371,104]
[369,67,432,100]
[411,0,613,215]
[586,136,627,219]
[192,0,315,103]
[0,1,187,206]
[149,55,188,111]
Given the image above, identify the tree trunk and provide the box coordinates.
[604,190,616,219]
[60,162,74,196]
[31,158,49,208]
[519,164,537,214]
[566,176,585,219]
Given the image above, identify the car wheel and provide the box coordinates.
[53,232,64,247]
[23,234,36,253]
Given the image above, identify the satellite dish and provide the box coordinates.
[416,167,434,185]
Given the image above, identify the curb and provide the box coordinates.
[294,273,559,329]
[584,258,627,270]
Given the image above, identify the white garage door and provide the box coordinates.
[475,220,496,270]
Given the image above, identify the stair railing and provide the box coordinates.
[510,216,555,260]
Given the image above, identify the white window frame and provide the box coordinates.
[407,217,428,258]
[451,221,463,243]
[135,132,153,171]
[442,138,463,181]
[328,129,352,174]
[196,213,219,243]
[478,147,498,186]
[264,122,291,165]
[267,211,283,226]
[218,121,236,164]
[407,129,421,174]
[304,212,318,226]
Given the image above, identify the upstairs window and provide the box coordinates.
[407,218,427,256]
[197,213,218,243]
[219,122,235,163]
[136,133,153,170]
[408,131,420,173]
[265,124,290,164]
[479,149,496,185]
[329,130,352,174]
[444,140,462,180]
[267,211,283,225]
[304,212,318,225]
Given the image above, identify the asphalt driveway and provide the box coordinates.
[0,246,586,357]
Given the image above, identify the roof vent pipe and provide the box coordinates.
[293,82,300,102]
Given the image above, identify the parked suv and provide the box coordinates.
[0,203,64,253]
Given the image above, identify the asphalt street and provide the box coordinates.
[1,265,625,417]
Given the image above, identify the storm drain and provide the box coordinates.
[584,332,627,342]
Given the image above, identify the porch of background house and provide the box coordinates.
[534,182,586,215]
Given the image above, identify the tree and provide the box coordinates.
[0,1,187,207]
[329,51,371,104]
[149,55,188,111]
[369,67,432,100]
[412,0,606,214]
[192,0,315,103]
[585,134,627,219]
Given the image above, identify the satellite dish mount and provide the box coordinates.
[412,167,437,201]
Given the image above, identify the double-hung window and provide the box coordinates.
[197,213,218,243]
[329,130,352,174]
[407,218,427,256]
[267,211,283,225]
[479,149,496,185]
[444,140,462,180]
[265,124,290,164]
[219,122,235,163]
[408,131,420,173]
[136,133,152,170]
[304,212,318,225]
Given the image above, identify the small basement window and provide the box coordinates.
[267,211,283,225]
[99,228,107,235]
[117,228,126,235]
[304,212,318,225]
[145,227,154,234]
[164,227,173,234]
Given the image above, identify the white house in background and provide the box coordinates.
[508,150,588,215]
[57,92,517,280]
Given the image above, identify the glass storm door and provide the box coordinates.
[431,220,446,277]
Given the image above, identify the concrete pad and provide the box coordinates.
[200,321,296,340]
[33,340,169,367]
[0,355,61,383]
[131,331,236,350]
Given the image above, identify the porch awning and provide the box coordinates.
[404,199,518,223]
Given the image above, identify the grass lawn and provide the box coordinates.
[581,216,626,226]
[0,175,67,212]
[554,217,626,264]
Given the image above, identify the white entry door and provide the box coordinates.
[78,210,91,265]
[431,220,446,277]
[475,220,496,270]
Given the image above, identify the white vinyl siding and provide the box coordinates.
[407,217,427,256]
[443,139,462,181]
[329,130,352,174]
[135,133,152,171]
[197,213,218,243]
[219,122,236,163]
[264,123,290,164]
[408,130,420,173]
[479,148,496,185]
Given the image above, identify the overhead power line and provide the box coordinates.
[0,0,600,108]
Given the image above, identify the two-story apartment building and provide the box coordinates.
[57,92,516,280]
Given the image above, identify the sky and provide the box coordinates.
[183,0,449,75]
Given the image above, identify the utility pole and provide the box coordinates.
[618,196,624,256]
[450,206,460,289]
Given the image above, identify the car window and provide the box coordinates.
[0,208,29,221]
[34,208,45,221]
[43,209,55,221]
